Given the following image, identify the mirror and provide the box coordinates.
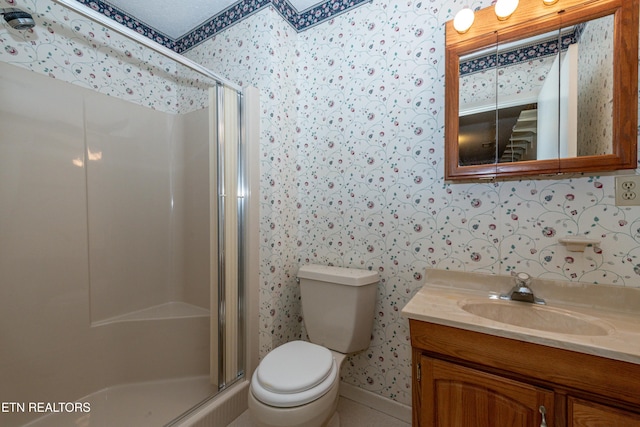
[445,0,638,180]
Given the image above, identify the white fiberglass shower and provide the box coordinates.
[0,1,257,426]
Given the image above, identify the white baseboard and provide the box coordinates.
[339,382,412,424]
[175,379,412,426]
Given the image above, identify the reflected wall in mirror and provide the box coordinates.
[445,0,638,180]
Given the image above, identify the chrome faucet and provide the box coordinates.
[500,272,545,305]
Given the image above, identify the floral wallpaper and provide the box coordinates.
[2,0,640,412]
[189,0,640,407]
[460,57,553,110]
[577,14,614,156]
[0,0,214,113]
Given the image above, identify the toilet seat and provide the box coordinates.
[258,341,333,393]
[251,340,338,407]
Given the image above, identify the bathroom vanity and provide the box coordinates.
[402,270,640,426]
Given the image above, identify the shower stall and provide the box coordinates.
[0,1,258,426]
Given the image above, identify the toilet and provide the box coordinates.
[248,264,379,427]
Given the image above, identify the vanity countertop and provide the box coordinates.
[401,269,640,365]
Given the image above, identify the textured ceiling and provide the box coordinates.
[81,0,369,52]
[104,0,328,39]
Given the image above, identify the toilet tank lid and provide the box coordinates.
[297,264,379,286]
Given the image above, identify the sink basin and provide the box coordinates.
[460,300,611,336]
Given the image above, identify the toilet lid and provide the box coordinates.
[251,343,339,407]
[257,340,333,393]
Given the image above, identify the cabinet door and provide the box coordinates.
[421,356,554,427]
[569,397,640,426]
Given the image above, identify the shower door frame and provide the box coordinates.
[213,83,247,392]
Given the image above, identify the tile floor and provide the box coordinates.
[228,397,411,427]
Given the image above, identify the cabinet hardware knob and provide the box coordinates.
[539,405,547,427]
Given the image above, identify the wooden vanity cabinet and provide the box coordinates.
[409,319,640,427]
[423,356,554,426]
[568,398,640,426]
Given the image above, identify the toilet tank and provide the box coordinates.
[297,264,378,354]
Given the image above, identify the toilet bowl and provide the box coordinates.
[248,265,379,427]
[248,341,346,427]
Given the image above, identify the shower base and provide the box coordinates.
[23,375,216,427]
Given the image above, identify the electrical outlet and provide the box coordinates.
[615,176,640,206]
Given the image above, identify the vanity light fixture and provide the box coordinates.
[495,0,519,20]
[453,7,475,34]
[454,0,559,34]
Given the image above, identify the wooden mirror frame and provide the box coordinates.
[445,0,638,180]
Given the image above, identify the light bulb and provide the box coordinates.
[495,0,519,20]
[453,8,475,34]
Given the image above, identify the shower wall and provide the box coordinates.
[84,91,211,323]
[86,92,184,322]
[0,57,89,427]
[0,59,211,426]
